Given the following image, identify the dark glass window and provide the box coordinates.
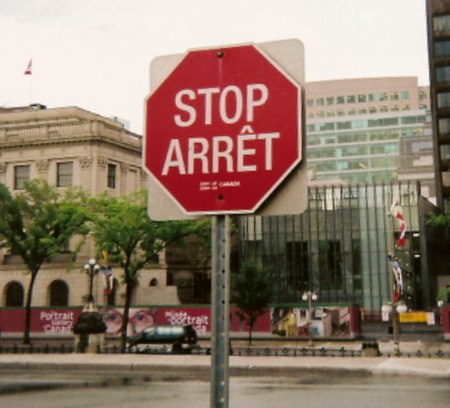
[435,40,450,57]
[107,163,117,189]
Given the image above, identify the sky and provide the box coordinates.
[0,0,430,134]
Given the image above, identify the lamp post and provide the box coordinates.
[381,301,408,356]
[302,291,318,347]
[84,258,100,303]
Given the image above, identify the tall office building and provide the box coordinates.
[426,0,450,210]
[305,78,434,201]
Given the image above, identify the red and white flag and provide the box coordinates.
[24,59,32,75]
[390,201,406,248]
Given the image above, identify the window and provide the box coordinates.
[107,163,117,189]
[390,92,399,101]
[437,92,450,108]
[346,95,356,104]
[318,240,342,290]
[336,96,345,104]
[318,122,335,131]
[326,97,334,105]
[439,118,450,134]
[440,144,450,160]
[56,162,73,187]
[337,121,352,130]
[49,280,69,306]
[14,165,30,190]
[435,40,450,57]
[400,91,409,100]
[316,98,324,106]
[436,66,450,82]
[5,281,24,307]
[357,94,366,103]
[286,241,309,290]
[306,99,314,107]
[433,15,450,31]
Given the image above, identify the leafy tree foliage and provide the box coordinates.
[0,180,89,344]
[232,260,272,345]
[88,191,210,352]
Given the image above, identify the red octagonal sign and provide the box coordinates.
[144,44,302,215]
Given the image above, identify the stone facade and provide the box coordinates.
[0,105,180,308]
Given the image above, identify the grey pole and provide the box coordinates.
[210,214,230,408]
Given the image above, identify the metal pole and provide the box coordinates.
[210,215,230,408]
[392,305,400,356]
[88,266,94,303]
[308,295,314,347]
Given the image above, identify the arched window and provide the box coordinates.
[49,280,69,306]
[5,281,24,307]
[149,278,159,287]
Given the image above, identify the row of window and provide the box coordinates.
[5,280,69,307]
[310,157,397,173]
[306,115,426,134]
[306,91,411,108]
[307,143,398,160]
[306,104,428,119]
[13,161,118,190]
[307,128,425,147]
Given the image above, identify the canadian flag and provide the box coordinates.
[390,201,406,248]
[24,59,32,75]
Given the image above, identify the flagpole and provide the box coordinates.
[24,59,33,105]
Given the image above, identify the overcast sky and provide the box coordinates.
[0,0,429,134]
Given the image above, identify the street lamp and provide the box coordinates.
[84,258,100,303]
[381,301,408,356]
[302,291,318,347]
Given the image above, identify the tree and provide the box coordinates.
[232,260,272,345]
[0,180,89,344]
[88,191,210,352]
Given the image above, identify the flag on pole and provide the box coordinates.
[390,201,406,248]
[24,59,32,75]
[388,255,404,302]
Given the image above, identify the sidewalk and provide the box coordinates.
[0,350,449,379]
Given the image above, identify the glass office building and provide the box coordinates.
[305,77,431,188]
[239,182,434,313]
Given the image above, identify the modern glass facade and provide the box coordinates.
[239,182,425,313]
[306,111,428,185]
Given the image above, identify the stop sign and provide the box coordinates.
[144,43,302,215]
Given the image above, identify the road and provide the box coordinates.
[0,371,448,408]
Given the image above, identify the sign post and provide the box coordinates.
[144,40,306,408]
[210,215,230,408]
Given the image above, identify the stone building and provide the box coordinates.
[0,105,180,308]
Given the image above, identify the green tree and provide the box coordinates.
[232,260,272,345]
[0,180,89,344]
[88,191,209,352]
